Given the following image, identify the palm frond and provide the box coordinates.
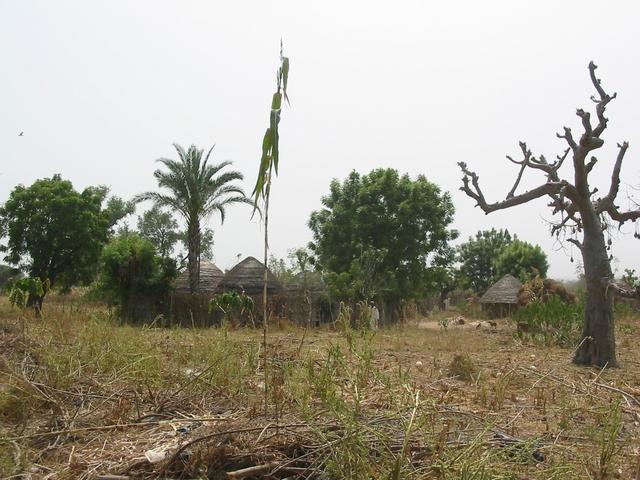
[138,142,250,240]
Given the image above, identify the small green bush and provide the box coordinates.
[8,277,44,309]
[512,296,583,347]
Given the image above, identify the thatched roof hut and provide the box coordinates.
[217,256,283,296]
[480,274,522,318]
[175,260,224,295]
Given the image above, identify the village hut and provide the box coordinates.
[171,260,225,326]
[285,271,332,326]
[217,256,282,295]
[174,260,224,295]
[217,256,285,323]
[480,274,522,319]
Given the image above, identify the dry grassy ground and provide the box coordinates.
[1,300,640,479]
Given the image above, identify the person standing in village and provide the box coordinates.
[369,301,380,331]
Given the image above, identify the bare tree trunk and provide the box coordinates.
[27,293,44,318]
[187,219,201,295]
[574,218,618,367]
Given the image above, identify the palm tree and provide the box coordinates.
[136,144,250,294]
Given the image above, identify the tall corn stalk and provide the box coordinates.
[252,42,289,416]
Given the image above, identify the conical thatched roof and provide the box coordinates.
[175,260,224,294]
[480,274,522,304]
[286,271,328,295]
[217,256,283,295]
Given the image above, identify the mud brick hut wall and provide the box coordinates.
[171,260,224,326]
[480,274,522,319]
[216,256,285,324]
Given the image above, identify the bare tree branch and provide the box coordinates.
[576,109,593,137]
[601,142,629,207]
[555,148,571,171]
[604,278,640,299]
[556,127,577,153]
[589,61,617,137]
[607,207,640,227]
[506,142,531,198]
[567,237,583,250]
[458,161,569,214]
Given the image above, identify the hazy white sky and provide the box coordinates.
[2,1,640,279]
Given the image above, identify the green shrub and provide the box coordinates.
[8,277,45,309]
[512,296,583,347]
[96,233,176,321]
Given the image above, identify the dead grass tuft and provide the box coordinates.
[448,353,480,382]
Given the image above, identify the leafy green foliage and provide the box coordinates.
[252,42,290,209]
[8,278,44,309]
[96,233,176,320]
[104,196,136,228]
[309,169,457,305]
[0,175,130,297]
[268,254,294,286]
[494,239,548,283]
[512,296,583,347]
[290,247,311,273]
[621,268,638,288]
[178,228,215,262]
[267,248,314,288]
[137,205,180,259]
[136,144,250,293]
[209,291,255,319]
[457,229,513,293]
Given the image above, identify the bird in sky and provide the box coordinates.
[18,131,24,136]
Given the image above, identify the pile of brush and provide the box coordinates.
[518,275,576,306]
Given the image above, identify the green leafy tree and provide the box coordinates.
[177,227,214,265]
[97,233,176,321]
[309,168,457,318]
[268,254,293,286]
[104,196,136,230]
[0,175,131,311]
[289,247,312,275]
[494,239,549,283]
[457,229,513,293]
[136,144,250,294]
[267,248,313,286]
[137,206,180,259]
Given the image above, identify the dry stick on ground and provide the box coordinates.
[519,366,640,415]
[3,417,232,441]
[225,461,279,479]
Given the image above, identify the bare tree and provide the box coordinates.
[458,62,639,368]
